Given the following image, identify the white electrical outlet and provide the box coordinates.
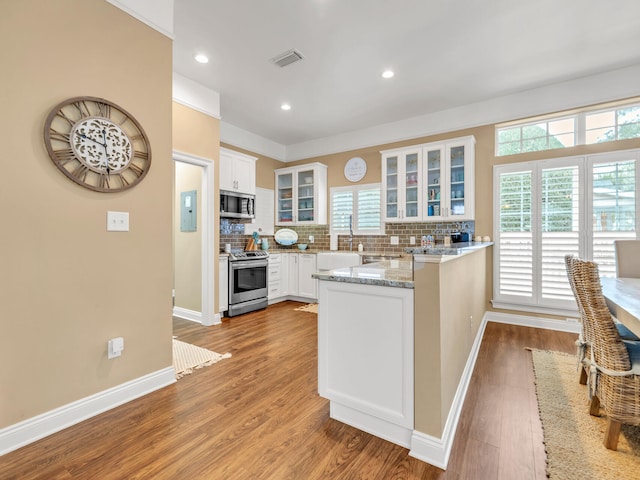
[107,211,129,232]
[390,236,399,245]
[309,235,314,243]
[410,236,416,245]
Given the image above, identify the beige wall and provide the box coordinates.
[0,0,173,427]
[174,163,203,312]
[172,103,221,311]
[413,248,487,437]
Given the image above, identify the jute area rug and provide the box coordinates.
[294,303,318,314]
[531,349,640,479]
[172,339,231,379]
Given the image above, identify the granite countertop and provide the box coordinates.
[261,249,407,257]
[312,259,414,289]
[406,241,493,256]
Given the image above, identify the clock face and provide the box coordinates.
[44,96,151,192]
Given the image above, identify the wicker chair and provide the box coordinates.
[571,257,640,450]
[565,254,592,384]
[565,254,639,387]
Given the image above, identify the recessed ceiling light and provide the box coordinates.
[382,70,395,79]
[281,103,292,111]
[194,54,209,64]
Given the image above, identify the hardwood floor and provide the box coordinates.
[0,302,577,479]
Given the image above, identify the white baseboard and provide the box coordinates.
[409,313,489,469]
[486,311,581,334]
[0,367,175,456]
[173,307,222,326]
[172,306,202,323]
[330,402,413,449]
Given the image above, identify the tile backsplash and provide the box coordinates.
[220,219,475,254]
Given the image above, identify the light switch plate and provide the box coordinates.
[107,211,129,232]
[108,337,124,359]
[390,236,399,245]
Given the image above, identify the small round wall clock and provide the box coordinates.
[43,96,151,192]
[344,156,367,182]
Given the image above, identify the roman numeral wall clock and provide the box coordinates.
[43,96,151,192]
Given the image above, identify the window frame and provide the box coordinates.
[330,183,384,236]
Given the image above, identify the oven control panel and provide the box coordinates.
[229,250,269,261]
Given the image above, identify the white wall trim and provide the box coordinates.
[220,122,287,162]
[106,0,174,39]
[173,151,217,327]
[409,312,489,469]
[173,73,221,120]
[0,367,175,456]
[486,310,582,334]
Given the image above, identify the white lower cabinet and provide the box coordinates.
[280,253,289,297]
[288,253,300,296]
[298,253,318,299]
[267,252,294,303]
[219,256,228,314]
[267,253,284,301]
[268,252,317,302]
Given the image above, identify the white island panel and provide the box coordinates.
[318,280,414,446]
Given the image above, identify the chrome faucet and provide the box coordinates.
[349,214,354,251]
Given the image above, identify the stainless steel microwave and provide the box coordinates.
[220,190,255,219]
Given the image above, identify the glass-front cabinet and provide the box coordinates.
[381,135,475,222]
[382,148,422,222]
[424,144,444,219]
[275,163,328,225]
[423,136,475,221]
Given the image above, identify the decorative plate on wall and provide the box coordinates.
[274,228,299,246]
[344,156,367,182]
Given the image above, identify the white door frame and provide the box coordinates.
[173,151,220,326]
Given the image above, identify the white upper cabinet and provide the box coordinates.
[275,163,328,225]
[423,136,475,222]
[220,147,257,195]
[381,135,475,222]
[382,148,423,222]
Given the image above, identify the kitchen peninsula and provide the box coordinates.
[313,242,492,468]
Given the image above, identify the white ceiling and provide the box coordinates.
[173,0,640,155]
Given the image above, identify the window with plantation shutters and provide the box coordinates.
[496,169,533,302]
[540,164,580,304]
[494,149,639,316]
[330,184,383,235]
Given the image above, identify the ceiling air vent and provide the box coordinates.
[270,49,304,68]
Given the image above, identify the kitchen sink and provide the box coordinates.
[316,252,361,270]
[361,254,403,264]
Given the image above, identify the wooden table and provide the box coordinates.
[601,277,640,338]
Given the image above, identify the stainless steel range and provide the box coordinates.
[227,250,268,317]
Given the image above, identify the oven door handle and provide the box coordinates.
[230,259,267,269]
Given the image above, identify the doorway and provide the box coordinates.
[173,151,218,326]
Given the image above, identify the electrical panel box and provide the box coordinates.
[180,190,197,232]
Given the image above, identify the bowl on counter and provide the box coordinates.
[298,243,308,250]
